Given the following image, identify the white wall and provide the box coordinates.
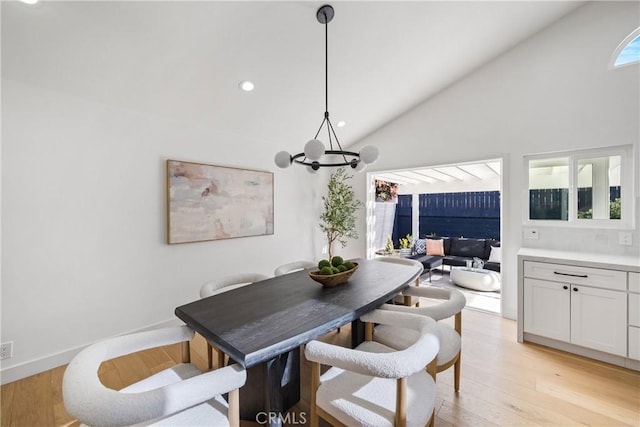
[352,1,640,319]
[0,80,327,383]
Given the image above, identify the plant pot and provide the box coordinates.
[399,248,412,258]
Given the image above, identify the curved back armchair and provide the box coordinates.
[374,256,424,306]
[305,309,439,427]
[274,260,316,276]
[63,325,246,427]
[375,286,467,391]
[200,273,269,298]
[200,273,269,369]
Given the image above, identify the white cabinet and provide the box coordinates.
[630,272,640,293]
[524,278,570,342]
[629,272,640,361]
[523,261,627,357]
[630,327,640,360]
[570,285,626,356]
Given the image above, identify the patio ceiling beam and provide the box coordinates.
[410,170,445,182]
[455,165,481,180]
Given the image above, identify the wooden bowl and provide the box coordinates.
[309,263,359,287]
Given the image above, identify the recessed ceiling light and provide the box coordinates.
[19,0,39,4]
[238,80,254,92]
[337,121,346,127]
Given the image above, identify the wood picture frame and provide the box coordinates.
[167,159,274,244]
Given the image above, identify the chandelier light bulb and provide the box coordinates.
[360,145,380,164]
[304,139,325,161]
[274,151,292,168]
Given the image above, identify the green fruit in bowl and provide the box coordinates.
[318,259,331,269]
[319,266,334,275]
[343,261,354,270]
[337,264,348,272]
[331,256,344,267]
[331,267,340,274]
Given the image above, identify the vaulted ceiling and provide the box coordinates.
[2,1,585,154]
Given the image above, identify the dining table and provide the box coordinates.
[174,257,422,427]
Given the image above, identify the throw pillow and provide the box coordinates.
[414,239,426,255]
[426,239,445,256]
[488,246,502,263]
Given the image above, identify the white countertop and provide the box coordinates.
[517,248,640,272]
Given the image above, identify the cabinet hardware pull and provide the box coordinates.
[563,285,568,290]
[573,287,578,292]
[553,271,588,278]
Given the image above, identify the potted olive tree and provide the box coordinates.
[319,167,364,260]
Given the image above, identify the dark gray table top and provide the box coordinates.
[175,258,421,367]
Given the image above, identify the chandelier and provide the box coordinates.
[274,4,379,172]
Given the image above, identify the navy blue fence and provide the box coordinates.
[529,186,621,220]
[529,188,568,220]
[391,195,413,246]
[392,191,501,245]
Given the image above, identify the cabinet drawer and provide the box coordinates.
[630,293,640,327]
[630,272,640,293]
[629,326,640,360]
[523,261,626,291]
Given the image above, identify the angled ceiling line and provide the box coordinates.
[455,166,481,180]
[431,168,464,181]
[486,163,501,176]
[411,170,445,182]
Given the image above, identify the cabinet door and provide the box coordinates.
[524,278,570,342]
[629,326,640,360]
[570,286,627,356]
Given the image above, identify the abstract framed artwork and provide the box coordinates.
[167,160,274,244]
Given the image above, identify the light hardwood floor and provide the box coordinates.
[1,308,639,427]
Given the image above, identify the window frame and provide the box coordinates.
[523,145,634,229]
[609,27,640,69]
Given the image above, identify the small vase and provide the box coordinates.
[399,248,412,258]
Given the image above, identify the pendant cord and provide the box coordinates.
[325,12,328,114]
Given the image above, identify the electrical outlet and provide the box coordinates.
[619,232,632,246]
[0,342,13,360]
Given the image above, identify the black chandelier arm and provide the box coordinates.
[314,116,328,140]
[325,118,349,163]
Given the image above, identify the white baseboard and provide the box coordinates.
[0,317,182,385]
[523,332,638,371]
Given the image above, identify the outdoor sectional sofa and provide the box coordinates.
[409,236,501,279]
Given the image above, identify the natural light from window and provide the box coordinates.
[612,29,640,68]
[525,146,633,228]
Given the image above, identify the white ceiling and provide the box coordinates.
[2,1,585,154]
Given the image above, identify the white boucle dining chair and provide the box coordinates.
[200,273,269,369]
[304,309,440,427]
[62,325,246,427]
[374,256,424,306]
[273,260,316,276]
[374,285,467,392]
